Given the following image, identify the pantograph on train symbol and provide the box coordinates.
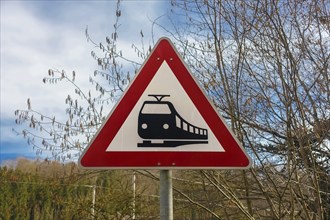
[138,94,208,147]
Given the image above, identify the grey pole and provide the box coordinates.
[91,185,96,219]
[160,170,173,220]
[132,171,136,220]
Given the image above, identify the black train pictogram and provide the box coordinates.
[138,94,208,147]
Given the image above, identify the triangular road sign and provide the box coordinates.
[79,38,251,169]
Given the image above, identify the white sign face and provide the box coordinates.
[106,61,225,152]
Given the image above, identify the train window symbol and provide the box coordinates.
[137,94,208,147]
[141,103,171,114]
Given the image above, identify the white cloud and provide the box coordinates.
[0,0,171,159]
[1,2,94,117]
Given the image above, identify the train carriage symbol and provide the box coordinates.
[137,94,208,147]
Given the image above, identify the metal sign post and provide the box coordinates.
[160,170,173,220]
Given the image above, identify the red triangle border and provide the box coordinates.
[79,38,251,169]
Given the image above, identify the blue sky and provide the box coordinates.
[0,0,171,165]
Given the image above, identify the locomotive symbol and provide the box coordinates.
[137,94,208,147]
